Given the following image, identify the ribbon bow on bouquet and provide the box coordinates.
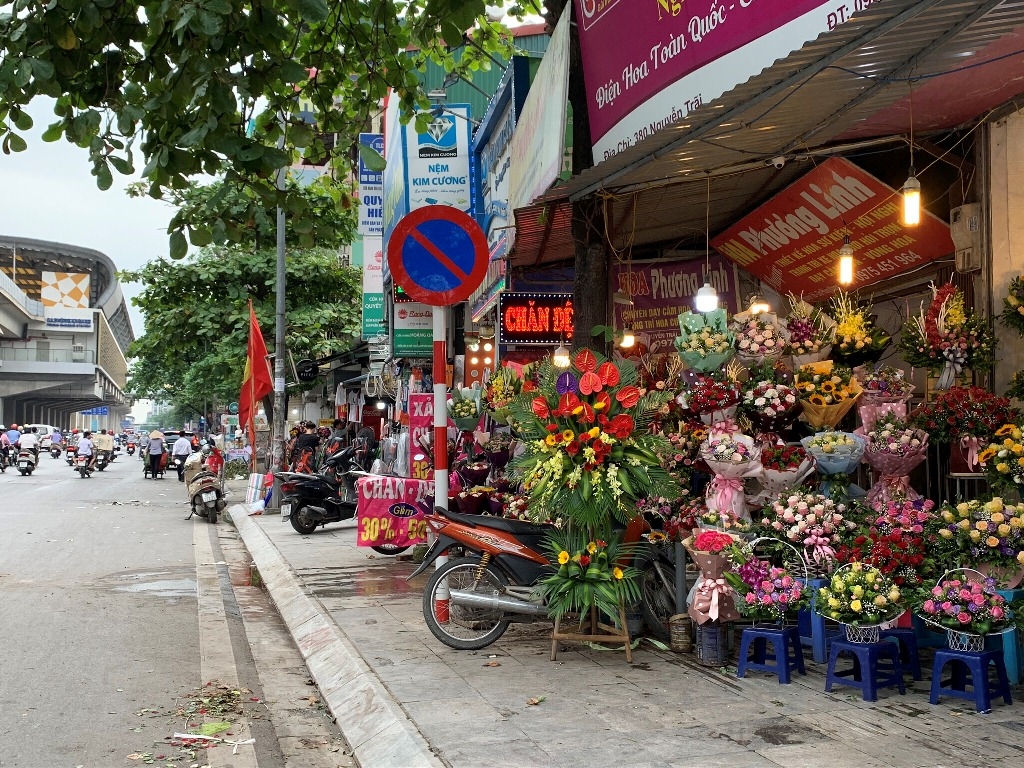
[802,533,836,569]
[692,578,734,622]
[709,417,740,439]
[937,347,967,390]
[709,475,744,515]
[866,474,919,506]
[960,435,982,471]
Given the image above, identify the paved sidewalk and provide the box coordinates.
[229,494,1024,768]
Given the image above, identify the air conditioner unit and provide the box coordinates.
[950,204,982,273]
[71,343,86,361]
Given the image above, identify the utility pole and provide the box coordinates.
[270,133,288,510]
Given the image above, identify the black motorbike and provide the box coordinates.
[279,447,408,555]
[49,444,61,459]
[95,449,111,471]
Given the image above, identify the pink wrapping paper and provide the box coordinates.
[863,442,927,505]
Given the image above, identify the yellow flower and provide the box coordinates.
[851,586,864,598]
[545,434,558,447]
[1014,445,1024,456]
[850,600,863,612]
[612,567,624,580]
[1016,456,1024,467]
[1004,438,1015,448]
[997,424,1017,437]
[587,541,598,554]
[990,497,1005,511]
[852,562,863,572]
[987,536,1001,547]
[588,427,601,439]
[1012,517,1024,528]
[558,551,570,565]
[821,381,836,394]
[941,510,955,523]
[979,447,998,464]
[873,596,888,607]
[864,572,877,584]
[562,429,575,442]
[997,462,1010,473]
[888,589,901,602]
[959,519,972,531]
[808,394,826,406]
[999,524,1012,537]
[1018,551,1024,565]
[970,530,982,542]
[571,553,582,563]
[956,502,970,516]
[939,528,953,539]
[828,597,840,608]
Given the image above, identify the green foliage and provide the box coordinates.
[0,0,537,253]
[121,244,361,413]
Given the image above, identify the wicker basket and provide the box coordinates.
[696,622,729,666]
[947,630,986,653]
[844,624,881,644]
[669,614,693,653]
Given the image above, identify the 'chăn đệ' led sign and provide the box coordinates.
[498,292,574,345]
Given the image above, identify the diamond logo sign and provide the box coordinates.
[418,116,456,158]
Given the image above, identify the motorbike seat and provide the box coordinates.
[440,506,554,536]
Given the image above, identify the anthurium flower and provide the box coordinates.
[574,348,597,372]
[608,414,635,439]
[597,361,620,387]
[592,391,612,412]
[616,385,641,408]
[532,397,550,419]
[573,402,596,424]
[579,370,602,395]
[557,392,581,416]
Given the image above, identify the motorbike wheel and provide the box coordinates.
[638,560,674,642]
[207,506,218,524]
[371,544,410,556]
[19,468,28,476]
[289,504,318,535]
[422,557,512,650]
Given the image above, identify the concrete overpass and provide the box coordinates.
[0,236,133,430]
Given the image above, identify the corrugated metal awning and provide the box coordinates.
[511,0,1024,268]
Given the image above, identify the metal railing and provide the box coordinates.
[0,347,96,363]
[0,271,45,317]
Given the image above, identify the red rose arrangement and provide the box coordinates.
[681,373,741,415]
[908,386,1019,445]
[761,444,810,472]
[693,529,735,553]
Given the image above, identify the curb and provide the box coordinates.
[229,504,445,768]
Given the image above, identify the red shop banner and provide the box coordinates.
[407,393,435,482]
[612,254,739,355]
[356,475,431,547]
[711,158,955,304]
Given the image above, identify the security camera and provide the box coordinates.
[770,156,786,169]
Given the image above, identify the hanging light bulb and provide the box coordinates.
[553,343,571,368]
[902,171,921,226]
[748,295,771,315]
[695,280,719,312]
[838,235,855,285]
[619,328,636,348]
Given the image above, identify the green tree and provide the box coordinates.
[0,0,536,256]
[121,245,362,422]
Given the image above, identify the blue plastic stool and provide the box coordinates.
[737,626,806,684]
[880,627,923,681]
[930,648,1013,713]
[825,639,906,701]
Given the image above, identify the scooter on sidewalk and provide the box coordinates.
[184,447,226,524]
[278,447,409,555]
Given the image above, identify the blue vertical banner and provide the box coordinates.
[358,133,384,237]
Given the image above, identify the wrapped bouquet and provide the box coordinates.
[740,379,802,435]
[830,291,891,368]
[732,313,788,366]
[1000,275,1024,337]
[858,365,914,433]
[784,293,834,367]
[674,309,735,373]
[658,419,709,489]
[749,444,816,506]
[683,530,741,624]
[678,372,742,426]
[861,413,927,506]
[901,283,995,390]
[700,434,762,520]
[801,431,866,501]
[979,424,1024,497]
[448,387,484,431]
[795,361,862,429]
[758,491,856,575]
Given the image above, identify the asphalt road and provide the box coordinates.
[0,451,348,768]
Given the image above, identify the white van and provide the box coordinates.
[22,424,61,449]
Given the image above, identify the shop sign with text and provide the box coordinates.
[711,157,955,303]
[575,0,853,162]
[356,475,431,547]
[358,133,384,236]
[612,254,738,355]
[361,237,385,340]
[393,302,434,357]
[498,292,574,345]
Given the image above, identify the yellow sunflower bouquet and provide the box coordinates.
[795,360,862,429]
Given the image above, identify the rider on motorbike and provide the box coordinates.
[94,429,115,464]
[76,431,96,469]
[19,427,39,458]
[0,427,10,466]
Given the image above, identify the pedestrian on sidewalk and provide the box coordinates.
[172,431,193,481]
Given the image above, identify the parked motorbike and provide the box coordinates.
[95,449,112,471]
[16,448,37,476]
[184,448,226,524]
[278,447,408,555]
[409,505,554,650]
[126,440,136,456]
[74,454,93,478]
[635,543,679,642]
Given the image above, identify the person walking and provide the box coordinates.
[147,430,166,479]
[171,431,193,481]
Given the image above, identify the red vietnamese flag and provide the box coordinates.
[239,300,272,456]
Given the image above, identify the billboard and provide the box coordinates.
[360,237,385,340]
[357,133,384,237]
[41,271,90,308]
[711,158,955,303]
[574,0,854,162]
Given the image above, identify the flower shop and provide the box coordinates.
[402,264,1024,714]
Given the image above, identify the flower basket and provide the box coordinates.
[947,629,986,653]
[814,562,904,630]
[844,624,881,644]
[725,537,809,624]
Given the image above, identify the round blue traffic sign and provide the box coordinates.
[387,206,489,307]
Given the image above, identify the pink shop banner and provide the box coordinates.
[356,475,432,547]
[575,0,852,161]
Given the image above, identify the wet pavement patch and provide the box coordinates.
[95,567,197,601]
[294,563,418,599]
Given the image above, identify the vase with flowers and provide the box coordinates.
[900,283,995,391]
[909,386,1019,472]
